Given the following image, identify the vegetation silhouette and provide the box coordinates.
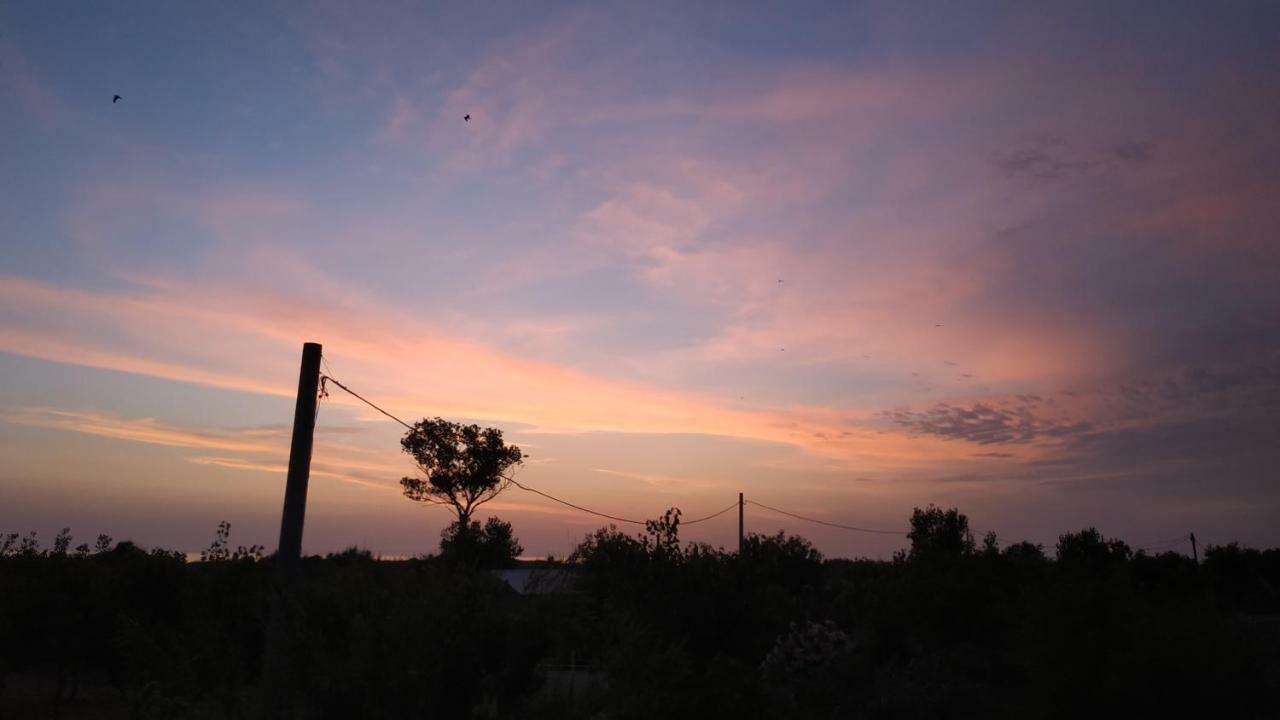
[439,517,523,568]
[1,508,1277,718]
[904,504,974,560]
[399,417,523,552]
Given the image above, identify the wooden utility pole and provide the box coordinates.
[738,492,744,555]
[1189,532,1198,564]
[276,341,322,579]
[264,342,322,718]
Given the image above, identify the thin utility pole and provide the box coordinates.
[1189,532,1198,564]
[738,492,744,555]
[264,341,322,719]
[276,341,322,579]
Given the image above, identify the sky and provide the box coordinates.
[2,1,1279,559]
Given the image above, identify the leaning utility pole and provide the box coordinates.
[264,341,322,718]
[738,492,744,555]
[276,341,322,580]
[1189,532,1199,564]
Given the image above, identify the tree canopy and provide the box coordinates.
[399,418,523,527]
[439,517,524,568]
[906,504,975,560]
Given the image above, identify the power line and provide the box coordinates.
[1136,534,1189,553]
[315,371,1191,549]
[746,499,904,535]
[1138,533,1188,547]
[1133,534,1189,552]
[320,374,414,430]
[682,502,739,525]
[508,478,644,525]
[319,372,902,533]
[321,373,647,524]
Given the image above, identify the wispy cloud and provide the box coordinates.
[588,467,728,493]
[0,274,991,470]
[1,407,399,488]
[886,401,1090,446]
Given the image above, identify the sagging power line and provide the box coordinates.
[508,478,644,526]
[317,368,903,539]
[683,503,739,525]
[321,371,648,526]
[310,350,1202,558]
[321,374,413,431]
[746,500,904,535]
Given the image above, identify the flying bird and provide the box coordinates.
[112,94,122,103]
[464,114,471,122]
[935,323,942,327]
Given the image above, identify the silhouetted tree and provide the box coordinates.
[399,418,523,534]
[906,505,974,560]
[640,508,683,561]
[1203,542,1280,613]
[740,531,824,591]
[1055,527,1130,571]
[1002,540,1047,564]
[980,530,1000,556]
[439,516,524,568]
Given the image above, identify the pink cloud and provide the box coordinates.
[0,273,1040,474]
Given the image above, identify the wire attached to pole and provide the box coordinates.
[320,374,414,430]
[746,499,905,535]
[317,374,1186,546]
[1135,534,1190,553]
[312,360,1199,552]
[319,371,736,528]
[508,478,645,525]
[682,503,739,525]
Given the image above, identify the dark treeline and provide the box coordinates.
[2,507,1278,719]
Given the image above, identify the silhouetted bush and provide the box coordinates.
[439,516,523,568]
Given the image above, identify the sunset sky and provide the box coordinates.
[3,2,1278,559]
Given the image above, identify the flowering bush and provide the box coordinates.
[761,619,852,681]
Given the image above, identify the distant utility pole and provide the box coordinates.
[277,341,322,578]
[738,492,744,555]
[1189,532,1198,564]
